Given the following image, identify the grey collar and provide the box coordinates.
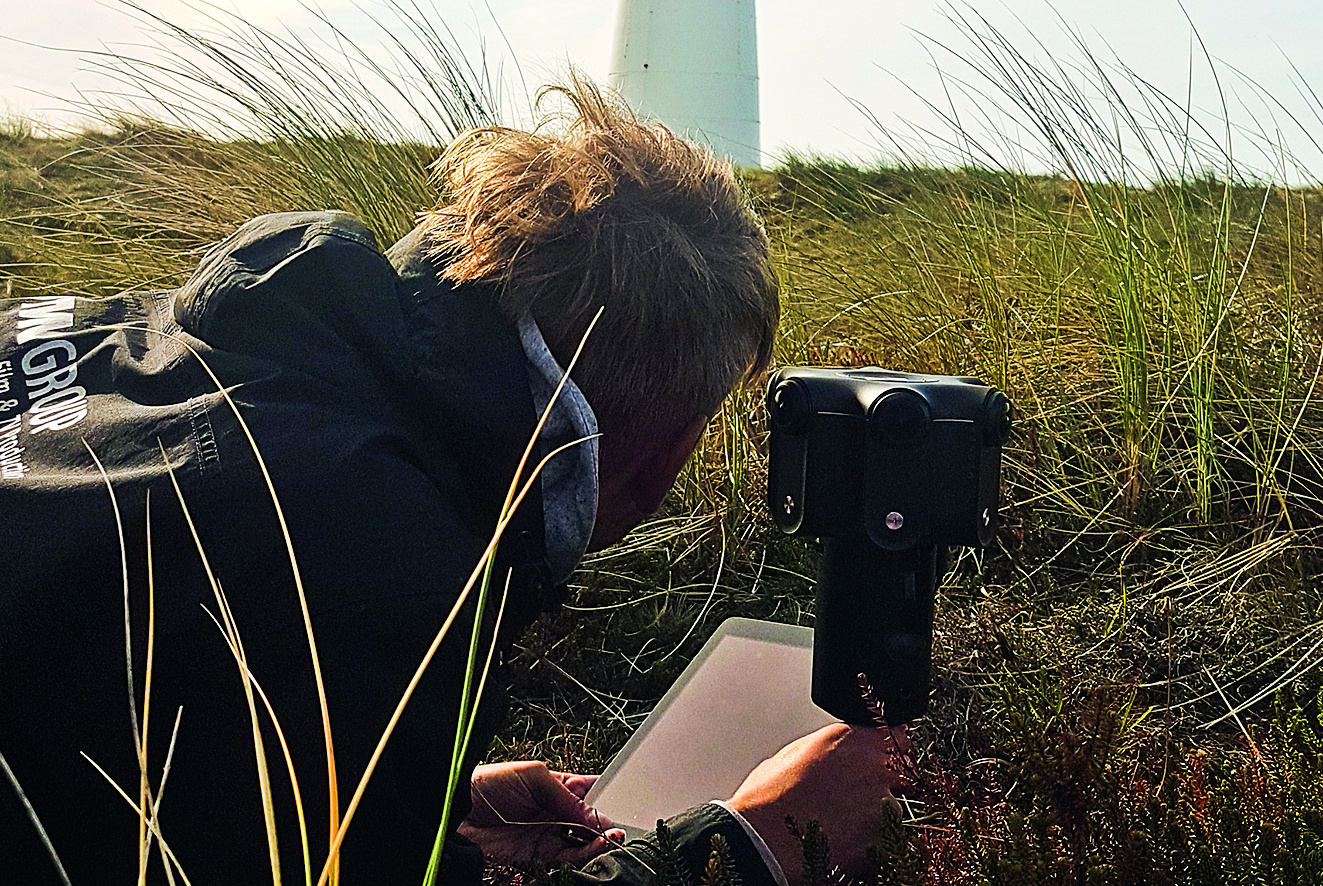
[516,315,599,585]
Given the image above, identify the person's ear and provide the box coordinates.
[629,413,709,516]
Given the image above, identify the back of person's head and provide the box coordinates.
[422,72,779,456]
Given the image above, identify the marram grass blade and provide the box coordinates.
[200,606,314,886]
[0,749,73,886]
[426,571,512,886]
[158,439,283,884]
[78,751,195,886]
[94,319,338,883]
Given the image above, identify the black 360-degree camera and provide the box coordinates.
[766,367,1012,725]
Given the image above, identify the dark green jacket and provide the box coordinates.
[0,212,776,886]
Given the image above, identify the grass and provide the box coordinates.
[3,3,1323,884]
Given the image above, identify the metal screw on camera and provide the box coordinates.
[982,507,991,526]
[885,511,903,531]
[784,494,795,516]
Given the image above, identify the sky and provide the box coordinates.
[4,0,1323,179]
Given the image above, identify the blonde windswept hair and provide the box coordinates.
[421,73,779,453]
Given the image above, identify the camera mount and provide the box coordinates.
[767,368,1011,725]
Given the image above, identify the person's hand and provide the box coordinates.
[724,723,911,884]
[458,761,626,866]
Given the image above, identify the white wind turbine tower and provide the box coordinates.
[607,0,761,167]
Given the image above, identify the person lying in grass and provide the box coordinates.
[0,76,906,886]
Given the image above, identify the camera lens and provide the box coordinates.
[869,389,930,448]
[770,379,811,434]
[984,391,1012,445]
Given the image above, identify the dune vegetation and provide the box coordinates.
[3,4,1323,884]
